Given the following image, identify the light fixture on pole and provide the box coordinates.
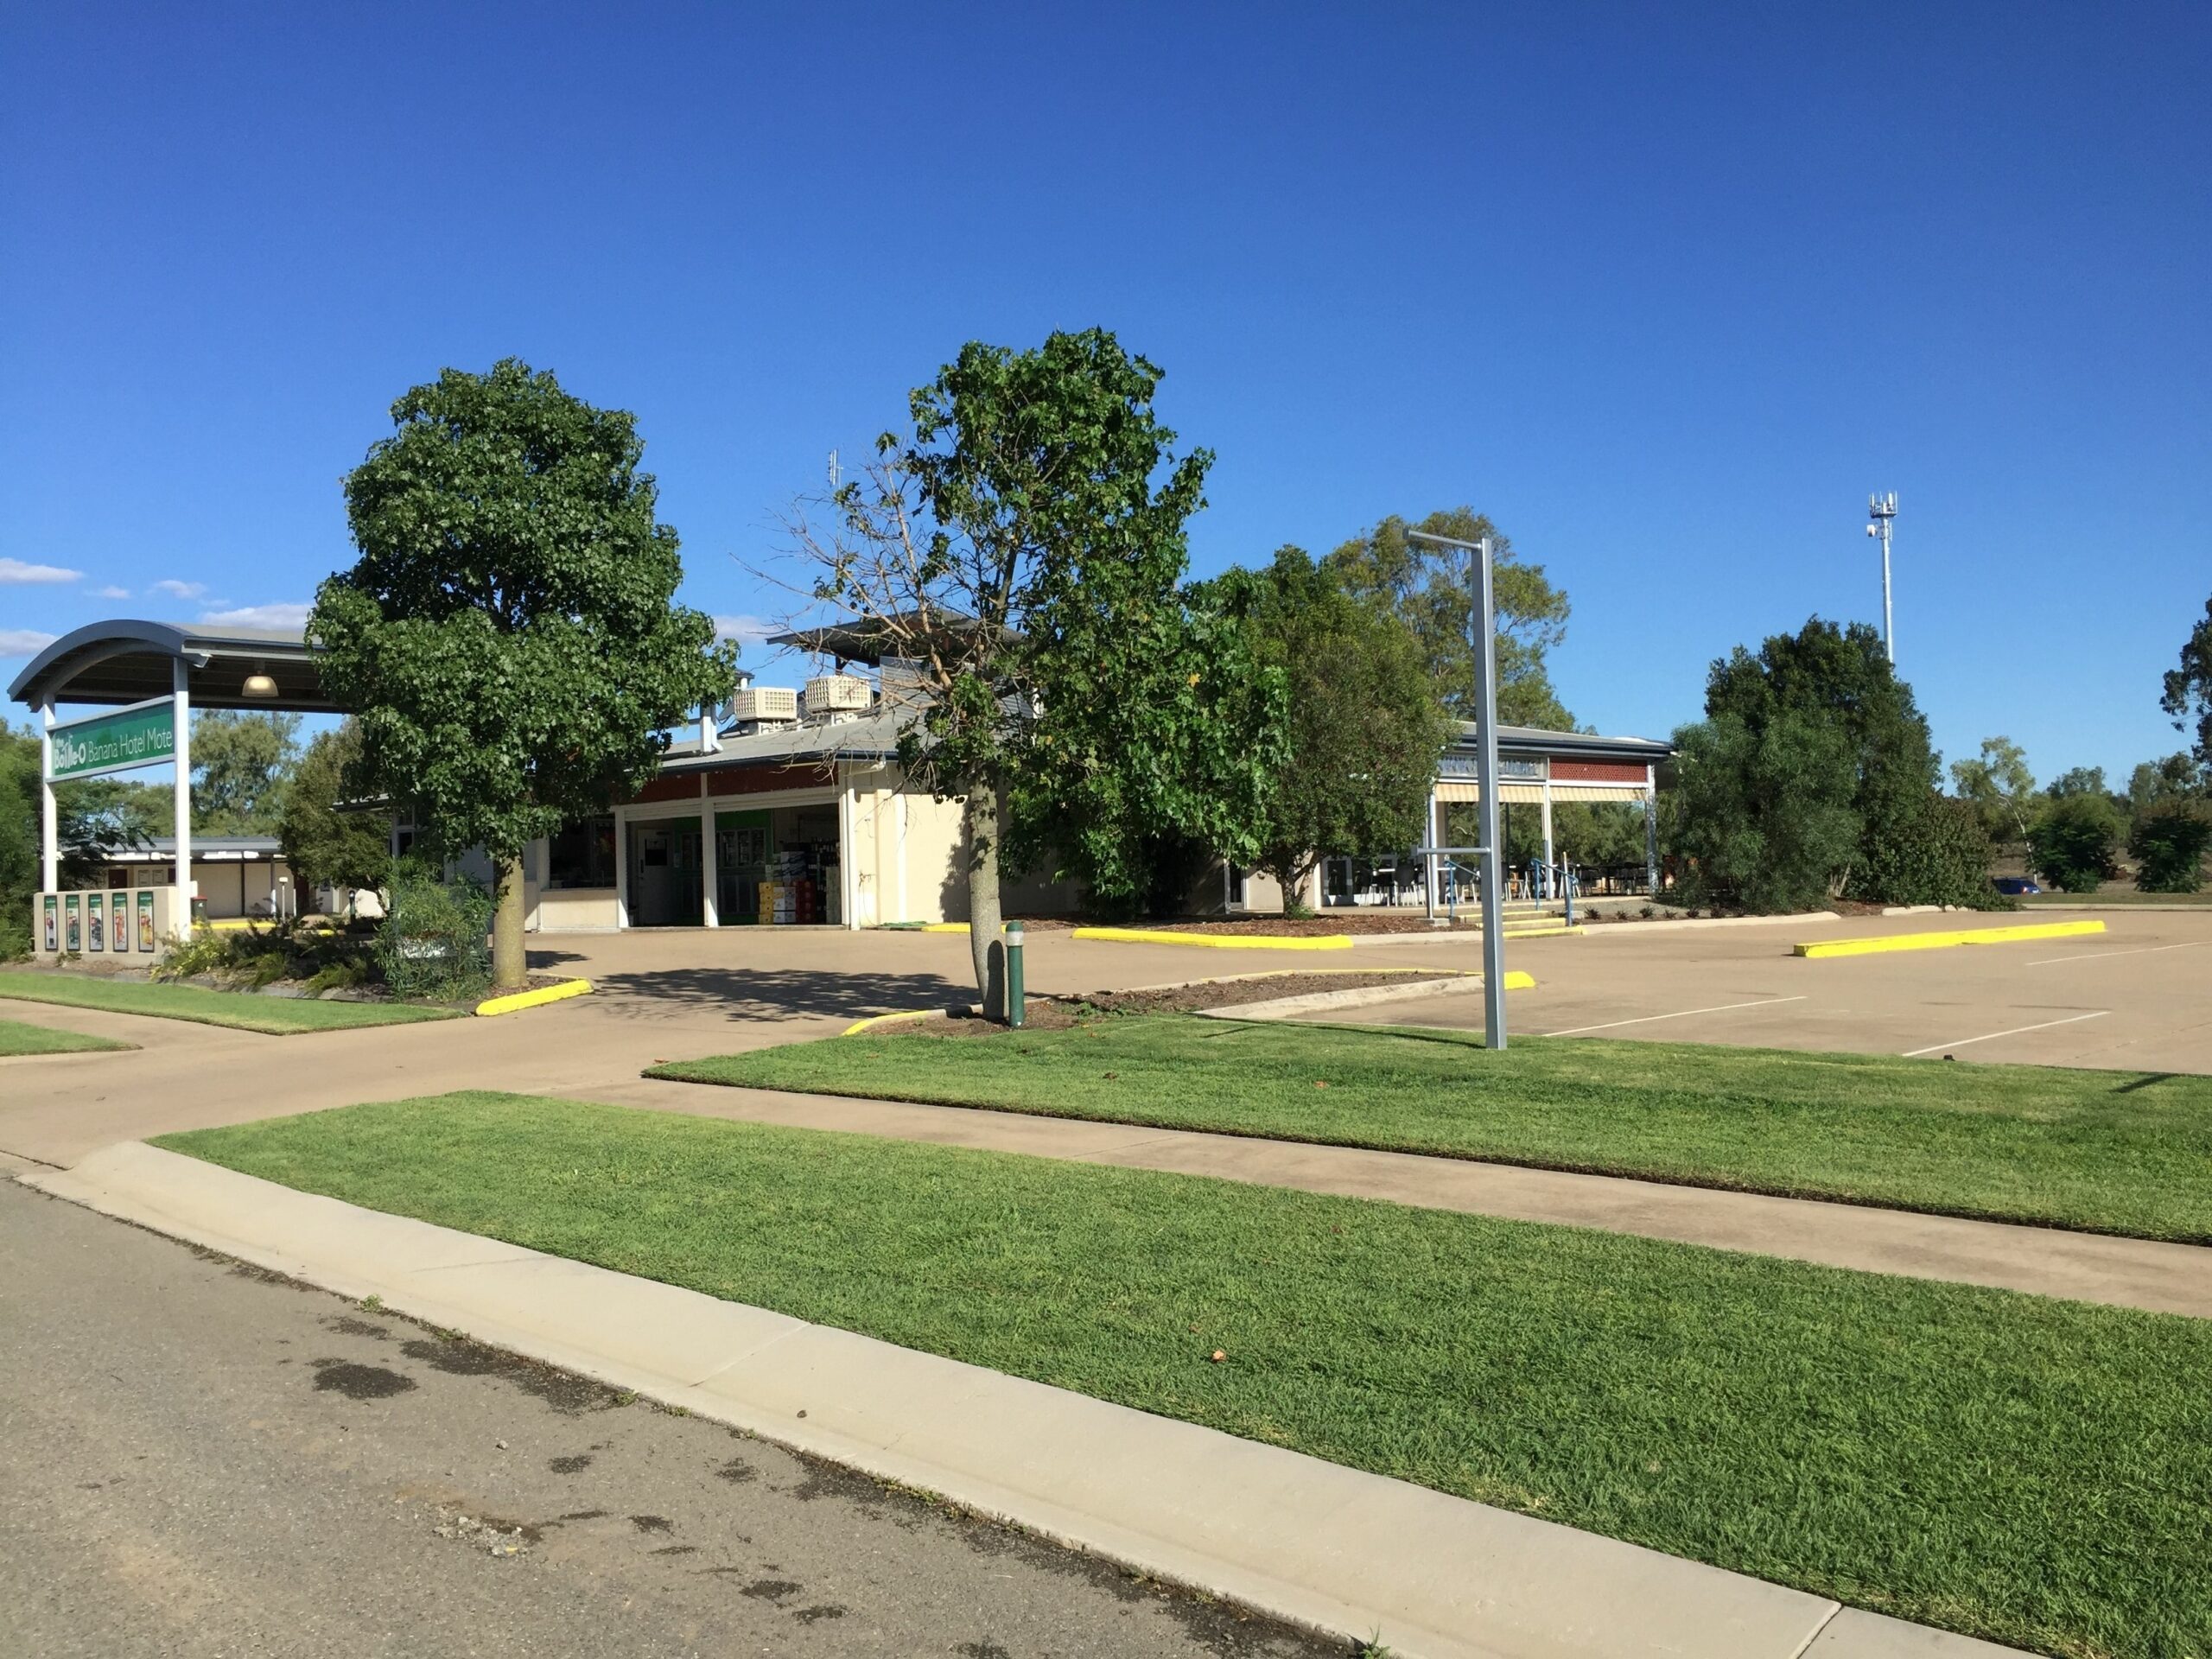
[241,661,279,699]
[1865,492,1897,664]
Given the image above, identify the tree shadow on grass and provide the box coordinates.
[571,964,973,1025]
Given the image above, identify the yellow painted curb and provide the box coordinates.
[1500,970,1538,990]
[1794,918,2106,959]
[1497,924,1585,940]
[842,1008,944,1037]
[918,922,971,933]
[475,977,594,1018]
[1072,926,1355,952]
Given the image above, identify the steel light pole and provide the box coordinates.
[1866,492,1897,664]
[1405,528,1507,1050]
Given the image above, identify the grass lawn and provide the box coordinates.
[650,1016,2212,1244]
[0,969,462,1034]
[162,1091,2211,1658]
[0,1016,135,1056]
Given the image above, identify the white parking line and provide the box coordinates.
[2026,940,2207,967]
[1544,995,1806,1037]
[1902,1010,2108,1058]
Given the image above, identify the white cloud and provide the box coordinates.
[713,613,782,651]
[0,628,57,657]
[199,601,312,631]
[151,578,208,600]
[88,584,130,600]
[0,557,83,584]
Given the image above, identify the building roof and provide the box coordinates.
[658,708,918,772]
[102,836,286,861]
[8,620,333,712]
[1465,722,1673,766]
[766,613,1013,668]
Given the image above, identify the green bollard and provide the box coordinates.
[1005,919,1025,1028]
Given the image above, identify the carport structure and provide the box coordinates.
[10,619,333,956]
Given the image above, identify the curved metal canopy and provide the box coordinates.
[6,619,335,713]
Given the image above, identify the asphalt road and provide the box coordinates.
[0,1178,1341,1659]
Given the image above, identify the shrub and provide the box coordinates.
[375,867,494,1001]
[2131,802,2212,893]
[152,928,256,982]
[2028,795,2122,893]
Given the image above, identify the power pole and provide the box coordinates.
[1866,492,1897,664]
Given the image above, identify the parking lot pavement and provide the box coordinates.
[1332,909,2212,1073]
[0,1177,1335,1659]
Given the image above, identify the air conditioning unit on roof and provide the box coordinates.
[803,674,874,722]
[728,687,798,724]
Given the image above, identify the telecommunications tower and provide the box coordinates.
[1865,492,1897,664]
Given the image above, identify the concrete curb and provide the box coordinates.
[840,1007,946,1037]
[18,1143,2029,1659]
[1071,926,1354,951]
[1795,919,2105,960]
[474,976,593,1018]
[1194,971,1535,1022]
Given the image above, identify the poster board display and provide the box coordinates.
[43,893,58,953]
[137,890,155,952]
[64,893,80,952]
[86,892,105,953]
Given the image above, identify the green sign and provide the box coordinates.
[49,698,175,779]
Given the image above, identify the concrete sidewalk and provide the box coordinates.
[598,1077,2212,1319]
[23,1142,2028,1659]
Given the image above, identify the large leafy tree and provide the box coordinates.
[1673,618,1994,908]
[312,359,737,988]
[788,328,1285,995]
[1668,709,1861,912]
[277,721,392,909]
[191,709,300,836]
[2162,594,2212,771]
[1949,735,2037,845]
[1325,507,1574,728]
[1241,546,1452,911]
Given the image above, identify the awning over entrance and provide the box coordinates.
[7,619,331,712]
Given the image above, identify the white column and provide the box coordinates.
[1423,785,1440,916]
[1540,776,1555,899]
[701,798,719,928]
[171,658,193,900]
[613,808,631,929]
[838,780,860,930]
[1644,764,1661,895]
[38,701,58,893]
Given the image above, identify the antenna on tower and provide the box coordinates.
[1864,491,1897,664]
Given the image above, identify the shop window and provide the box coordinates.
[548,815,618,889]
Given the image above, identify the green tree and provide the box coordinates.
[1668,709,1861,911]
[277,721,392,909]
[2029,793,2122,893]
[191,709,300,835]
[2046,766,2112,802]
[1676,618,1995,908]
[2129,801,2212,893]
[1325,508,1574,728]
[312,359,737,988]
[790,328,1286,994]
[0,726,35,955]
[1949,735,2037,844]
[1240,546,1452,912]
[2162,594,2212,770]
[2127,752,2206,814]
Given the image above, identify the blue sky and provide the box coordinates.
[3,3,2206,785]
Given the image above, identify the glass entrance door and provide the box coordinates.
[626,819,704,926]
